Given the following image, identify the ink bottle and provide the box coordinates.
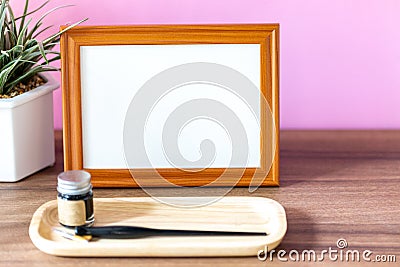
[57,170,94,227]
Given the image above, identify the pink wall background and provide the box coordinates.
[13,0,400,129]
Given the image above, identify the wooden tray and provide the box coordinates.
[29,197,286,257]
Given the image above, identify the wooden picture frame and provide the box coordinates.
[60,24,279,187]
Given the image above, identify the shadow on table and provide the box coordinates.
[276,208,318,252]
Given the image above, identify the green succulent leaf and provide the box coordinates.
[32,24,52,39]
[0,56,20,91]
[19,0,30,34]
[0,1,8,48]
[37,41,48,64]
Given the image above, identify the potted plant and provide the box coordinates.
[0,0,85,182]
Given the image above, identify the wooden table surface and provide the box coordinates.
[1,130,399,267]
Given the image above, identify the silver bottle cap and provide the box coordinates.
[57,170,92,195]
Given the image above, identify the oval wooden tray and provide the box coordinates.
[29,197,286,257]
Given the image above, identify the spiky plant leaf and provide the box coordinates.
[0,57,20,89]
[37,41,48,64]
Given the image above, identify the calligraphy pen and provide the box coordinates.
[53,225,267,242]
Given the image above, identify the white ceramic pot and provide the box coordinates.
[0,74,59,182]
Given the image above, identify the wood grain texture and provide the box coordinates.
[1,130,399,266]
[60,24,280,187]
[29,197,286,257]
